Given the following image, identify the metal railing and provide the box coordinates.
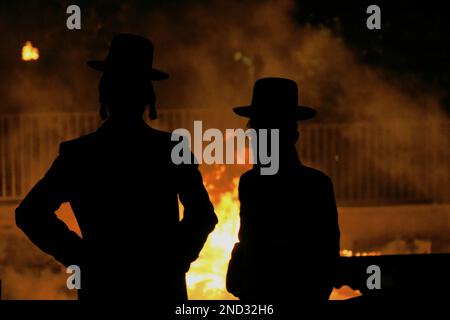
[0,111,449,205]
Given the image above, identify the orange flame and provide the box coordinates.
[56,162,366,300]
[340,249,381,257]
[22,41,39,61]
[184,164,371,300]
[185,167,241,299]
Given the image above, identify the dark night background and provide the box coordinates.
[296,2,450,110]
[0,0,449,115]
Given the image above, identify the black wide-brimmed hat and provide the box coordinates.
[87,33,168,80]
[233,77,316,120]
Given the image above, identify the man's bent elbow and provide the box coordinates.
[15,204,32,232]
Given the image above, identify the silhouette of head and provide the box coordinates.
[98,71,155,121]
[234,77,316,145]
[87,34,168,121]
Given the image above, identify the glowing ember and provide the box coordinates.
[184,165,374,300]
[340,249,381,257]
[329,249,381,299]
[21,41,39,61]
[329,285,362,300]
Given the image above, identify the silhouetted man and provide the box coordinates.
[227,77,340,300]
[15,34,218,299]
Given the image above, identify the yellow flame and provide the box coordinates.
[340,249,381,257]
[186,171,240,299]
[183,164,374,300]
[22,41,39,61]
[57,163,366,300]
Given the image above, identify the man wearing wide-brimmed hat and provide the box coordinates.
[15,34,218,299]
[227,77,340,300]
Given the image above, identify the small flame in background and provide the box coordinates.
[340,249,381,257]
[21,41,39,61]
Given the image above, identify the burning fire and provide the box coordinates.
[340,249,381,257]
[185,165,242,299]
[57,163,368,300]
[184,164,372,300]
[21,41,39,61]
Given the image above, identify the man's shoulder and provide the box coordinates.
[240,168,259,180]
[300,165,331,180]
[240,166,331,180]
[59,132,99,154]
[59,127,175,146]
[238,168,260,190]
[147,127,175,143]
[298,165,334,189]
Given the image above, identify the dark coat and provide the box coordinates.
[228,162,340,300]
[15,119,218,299]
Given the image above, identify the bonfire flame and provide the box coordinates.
[22,41,39,61]
[184,164,371,300]
[340,249,381,257]
[185,165,241,299]
[57,154,368,300]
